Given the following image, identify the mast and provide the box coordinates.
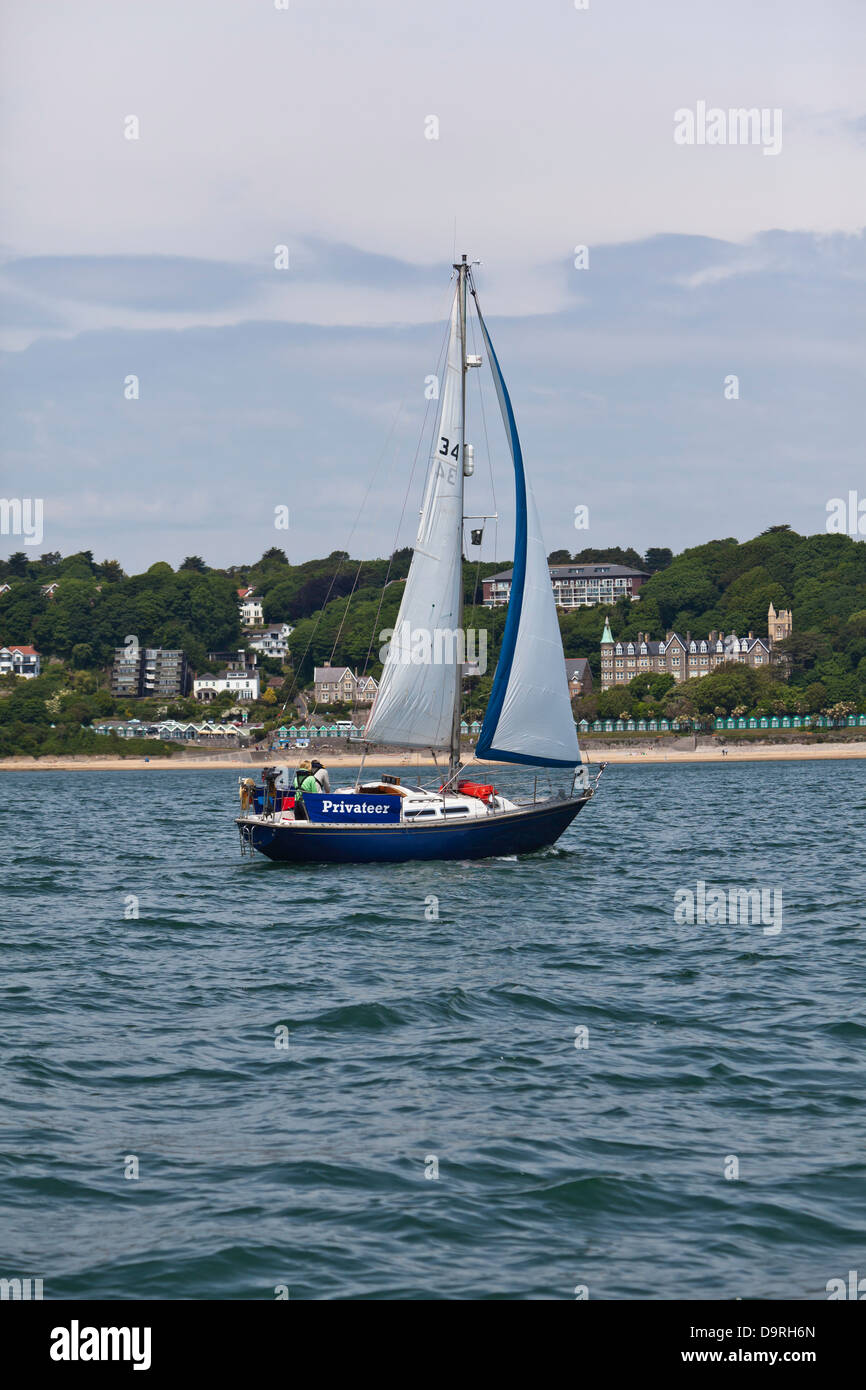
[448,254,469,783]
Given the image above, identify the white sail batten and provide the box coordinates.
[474,303,581,768]
[363,291,465,751]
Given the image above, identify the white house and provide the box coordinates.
[247,623,293,660]
[237,588,264,626]
[194,667,261,702]
[0,644,41,678]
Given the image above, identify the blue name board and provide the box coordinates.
[303,792,402,824]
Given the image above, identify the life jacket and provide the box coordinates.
[299,774,319,794]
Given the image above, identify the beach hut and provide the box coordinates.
[638,719,647,732]
[615,719,625,732]
[859,714,866,726]
[648,719,658,731]
[816,715,827,727]
[770,716,780,728]
[604,719,614,733]
[660,719,670,732]
[736,717,746,729]
[725,717,735,729]
[748,716,758,729]
[592,719,603,732]
[626,719,636,731]
[781,716,791,728]
[470,719,481,736]
[759,716,769,729]
[847,715,857,726]
[578,719,590,733]
[715,717,725,730]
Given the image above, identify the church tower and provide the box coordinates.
[768,602,793,645]
[600,617,614,690]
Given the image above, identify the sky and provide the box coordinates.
[1,0,864,571]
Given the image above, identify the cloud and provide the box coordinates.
[1,2,863,570]
[2,0,865,269]
[1,229,862,571]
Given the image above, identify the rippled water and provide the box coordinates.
[1,761,864,1300]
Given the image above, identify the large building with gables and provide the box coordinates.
[600,603,792,691]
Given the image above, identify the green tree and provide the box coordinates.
[644,548,673,573]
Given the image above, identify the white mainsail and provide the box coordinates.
[363,290,465,750]
[474,302,581,768]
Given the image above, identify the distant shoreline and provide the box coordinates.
[0,741,864,771]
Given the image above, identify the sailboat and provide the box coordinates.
[237,256,604,863]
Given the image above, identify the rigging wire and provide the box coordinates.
[359,291,455,683]
[278,399,405,721]
[280,271,458,724]
[466,303,500,613]
[468,273,500,573]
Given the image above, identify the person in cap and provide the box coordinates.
[310,758,330,793]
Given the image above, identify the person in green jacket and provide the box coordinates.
[293,761,319,820]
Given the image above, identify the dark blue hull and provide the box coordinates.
[238,795,589,864]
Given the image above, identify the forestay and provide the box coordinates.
[363,290,465,750]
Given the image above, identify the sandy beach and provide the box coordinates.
[0,741,864,771]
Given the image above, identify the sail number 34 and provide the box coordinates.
[438,436,459,484]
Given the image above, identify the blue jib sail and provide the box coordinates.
[474,302,581,769]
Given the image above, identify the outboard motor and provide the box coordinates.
[260,766,281,818]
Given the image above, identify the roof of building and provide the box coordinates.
[487,564,649,582]
[604,630,773,655]
[314,666,354,681]
[1,644,39,655]
[565,658,590,679]
[195,669,259,682]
